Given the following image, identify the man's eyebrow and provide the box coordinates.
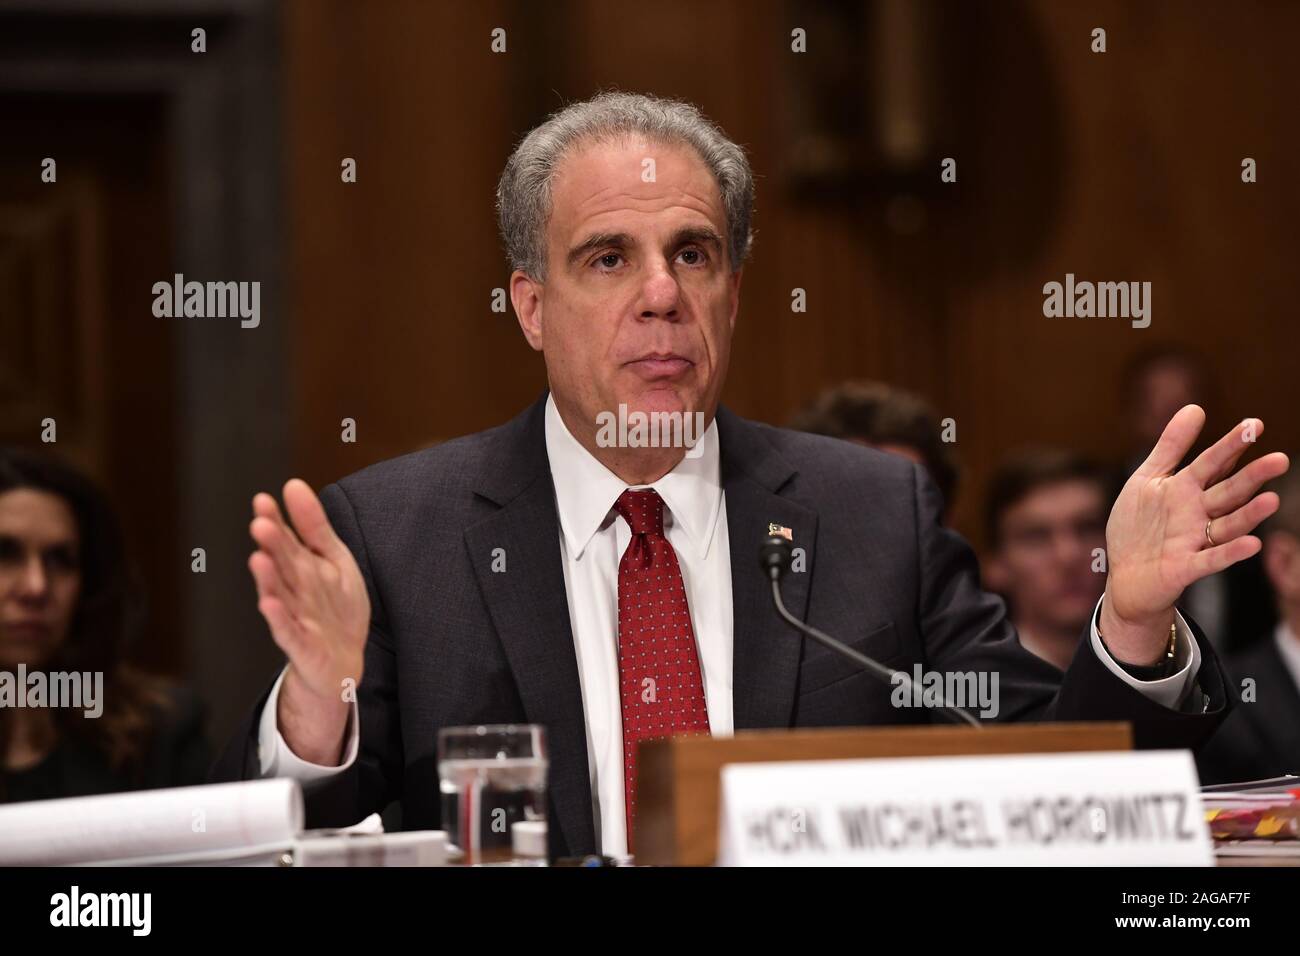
[668,226,724,251]
[565,226,726,269]
[566,232,633,268]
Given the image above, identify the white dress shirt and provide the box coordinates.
[1272,621,1300,693]
[258,394,1201,856]
[543,395,732,857]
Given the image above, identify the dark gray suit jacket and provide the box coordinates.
[213,394,1228,857]
[1196,635,1299,784]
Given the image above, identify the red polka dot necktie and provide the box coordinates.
[613,488,711,854]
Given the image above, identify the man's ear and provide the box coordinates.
[511,270,544,352]
[727,267,744,331]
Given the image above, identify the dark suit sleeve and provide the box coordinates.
[908,461,1229,750]
[1195,709,1266,785]
[210,480,404,829]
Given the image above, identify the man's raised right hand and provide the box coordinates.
[247,479,370,766]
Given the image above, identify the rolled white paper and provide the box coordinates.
[0,778,304,865]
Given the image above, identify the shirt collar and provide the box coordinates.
[544,394,723,561]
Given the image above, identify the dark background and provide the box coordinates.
[2,0,1296,746]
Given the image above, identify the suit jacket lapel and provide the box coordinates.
[717,408,818,730]
[464,395,595,856]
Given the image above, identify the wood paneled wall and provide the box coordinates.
[285,0,1300,546]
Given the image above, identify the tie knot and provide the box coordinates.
[614,488,664,536]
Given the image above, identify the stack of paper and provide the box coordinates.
[1201,775,1300,861]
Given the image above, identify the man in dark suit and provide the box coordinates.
[213,92,1289,860]
[1197,470,1300,784]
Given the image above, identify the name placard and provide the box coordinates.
[716,750,1211,866]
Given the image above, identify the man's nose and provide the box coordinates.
[637,263,682,320]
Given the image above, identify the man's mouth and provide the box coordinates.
[625,353,693,379]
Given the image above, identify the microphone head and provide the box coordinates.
[759,533,794,579]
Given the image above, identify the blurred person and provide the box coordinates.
[214,92,1286,860]
[982,450,1109,671]
[1197,468,1300,784]
[1123,346,1211,472]
[0,448,210,803]
[791,380,960,522]
[1120,346,1275,654]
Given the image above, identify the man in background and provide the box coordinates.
[982,450,1110,672]
[1122,347,1213,476]
[1197,468,1300,784]
[791,380,960,523]
[1120,347,1274,653]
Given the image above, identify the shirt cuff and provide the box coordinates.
[256,666,360,781]
[1089,597,1201,710]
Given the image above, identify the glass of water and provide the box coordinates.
[437,724,548,865]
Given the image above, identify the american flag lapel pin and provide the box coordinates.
[768,522,792,541]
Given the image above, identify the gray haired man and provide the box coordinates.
[215,92,1287,860]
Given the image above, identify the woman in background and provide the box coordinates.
[0,447,210,802]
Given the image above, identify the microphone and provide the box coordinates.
[760,534,981,728]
